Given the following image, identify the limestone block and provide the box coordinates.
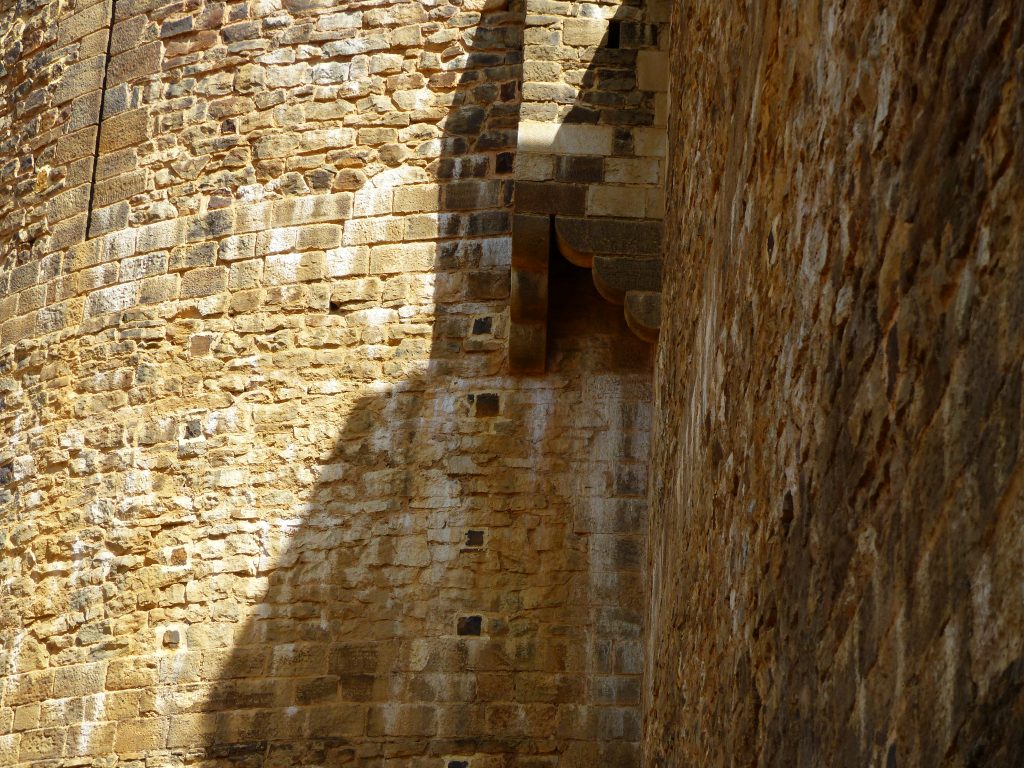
[180,267,228,298]
[369,243,435,275]
[99,108,150,153]
[637,50,670,92]
[587,185,647,218]
[93,169,147,208]
[107,41,163,87]
[562,18,608,47]
[604,158,660,185]
[54,55,106,105]
[112,717,168,754]
[59,0,111,46]
[265,253,327,284]
[85,282,139,317]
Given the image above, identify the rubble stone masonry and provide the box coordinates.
[647,1,1024,766]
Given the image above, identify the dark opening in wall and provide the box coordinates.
[457,616,483,636]
[607,20,621,49]
[545,242,653,373]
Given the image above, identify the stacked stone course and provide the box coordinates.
[1,0,661,765]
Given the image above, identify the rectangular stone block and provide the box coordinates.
[326,246,369,277]
[88,202,130,236]
[93,169,147,208]
[345,217,405,245]
[265,253,326,284]
[17,727,64,760]
[604,157,660,185]
[110,14,147,56]
[187,209,234,242]
[516,182,586,215]
[54,55,106,105]
[137,219,185,253]
[107,41,162,87]
[637,50,670,91]
[297,224,343,251]
[169,242,217,271]
[518,120,614,155]
[56,125,98,164]
[229,259,262,290]
[587,185,646,218]
[180,267,227,298]
[65,721,116,757]
[562,18,608,46]
[367,704,437,737]
[443,180,501,210]
[59,1,112,46]
[272,193,353,226]
[96,146,140,181]
[369,242,434,275]
[140,273,180,304]
[113,717,167,754]
[393,185,438,213]
[86,283,139,317]
[353,188,393,217]
[99,108,149,153]
[633,126,667,157]
[120,252,168,282]
[46,183,91,224]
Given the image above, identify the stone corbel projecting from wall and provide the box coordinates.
[509,213,663,373]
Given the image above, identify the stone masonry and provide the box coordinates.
[646,2,1024,766]
[5,0,1022,766]
[0,0,664,765]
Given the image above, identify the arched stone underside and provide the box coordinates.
[509,213,663,373]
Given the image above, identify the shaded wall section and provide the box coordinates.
[646,1,1024,766]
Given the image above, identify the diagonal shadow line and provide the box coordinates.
[169,2,653,766]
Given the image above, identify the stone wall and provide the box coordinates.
[646,1,1024,766]
[0,1,655,765]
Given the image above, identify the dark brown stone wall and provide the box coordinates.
[646,2,1024,765]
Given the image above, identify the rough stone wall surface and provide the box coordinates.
[647,1,1024,766]
[0,1,654,766]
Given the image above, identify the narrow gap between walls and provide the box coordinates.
[85,0,117,241]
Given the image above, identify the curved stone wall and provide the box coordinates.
[0,1,654,765]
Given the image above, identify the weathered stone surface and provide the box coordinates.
[646,2,1024,767]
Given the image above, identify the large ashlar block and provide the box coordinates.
[86,282,139,317]
[58,0,111,46]
[112,717,168,754]
[93,169,147,208]
[518,121,614,156]
[393,184,438,213]
[605,158,661,185]
[107,41,162,87]
[55,125,99,164]
[137,219,186,254]
[99,108,150,153]
[369,242,435,275]
[562,18,608,47]
[515,153,556,181]
[326,246,369,277]
[180,267,227,298]
[273,193,353,226]
[53,55,105,105]
[637,50,670,92]
[265,253,327,284]
[587,185,647,218]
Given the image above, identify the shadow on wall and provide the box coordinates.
[180,3,652,768]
